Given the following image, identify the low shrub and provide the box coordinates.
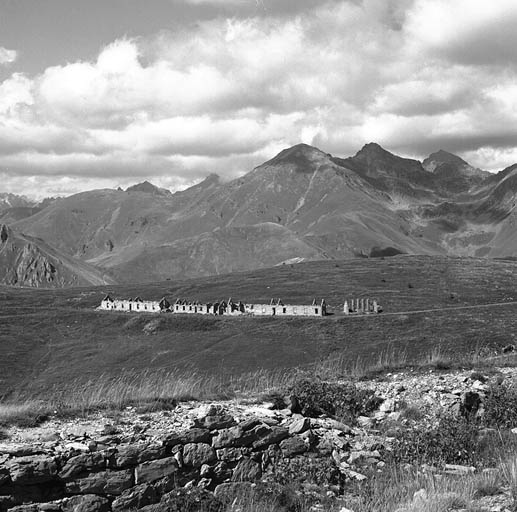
[160,487,223,512]
[483,382,517,429]
[269,455,345,489]
[287,378,381,424]
[390,414,480,466]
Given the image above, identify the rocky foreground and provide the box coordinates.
[1,367,517,512]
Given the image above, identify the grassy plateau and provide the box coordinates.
[1,255,517,404]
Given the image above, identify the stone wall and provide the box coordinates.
[0,406,378,512]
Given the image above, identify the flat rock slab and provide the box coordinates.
[135,457,179,484]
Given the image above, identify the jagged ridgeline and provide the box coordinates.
[2,143,517,286]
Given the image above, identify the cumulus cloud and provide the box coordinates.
[0,47,17,66]
[0,0,517,198]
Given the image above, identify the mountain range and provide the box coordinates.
[2,142,517,287]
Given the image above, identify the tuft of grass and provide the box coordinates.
[0,401,50,427]
[501,457,517,505]
[483,382,517,429]
[399,404,424,422]
[472,470,502,498]
[423,346,453,370]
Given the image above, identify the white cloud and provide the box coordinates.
[0,1,517,198]
[0,47,17,66]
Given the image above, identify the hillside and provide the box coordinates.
[0,224,116,288]
[2,256,517,398]
[5,142,517,285]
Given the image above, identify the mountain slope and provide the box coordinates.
[8,142,517,284]
[0,224,116,287]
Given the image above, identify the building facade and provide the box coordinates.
[98,296,326,317]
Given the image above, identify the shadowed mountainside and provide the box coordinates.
[0,224,116,287]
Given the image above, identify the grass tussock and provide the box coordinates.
[0,401,49,428]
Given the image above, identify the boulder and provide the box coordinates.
[7,456,58,485]
[0,444,44,457]
[216,447,246,462]
[213,461,232,482]
[135,457,179,484]
[288,417,310,435]
[65,469,133,496]
[211,427,244,449]
[212,424,269,449]
[113,443,166,468]
[162,428,210,448]
[32,502,61,512]
[59,453,106,480]
[279,436,307,457]
[461,391,481,417]
[239,418,261,431]
[112,484,158,511]
[182,443,216,468]
[5,506,39,512]
[61,495,110,512]
[252,426,289,450]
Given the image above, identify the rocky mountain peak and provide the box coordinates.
[125,181,172,196]
[356,142,391,157]
[422,150,489,180]
[423,149,470,172]
[263,143,330,172]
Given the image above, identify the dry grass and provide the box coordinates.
[501,457,517,505]
[2,343,517,426]
[0,401,49,428]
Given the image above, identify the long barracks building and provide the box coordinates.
[99,296,327,317]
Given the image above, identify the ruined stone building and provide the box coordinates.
[244,298,326,317]
[100,295,170,313]
[98,296,326,317]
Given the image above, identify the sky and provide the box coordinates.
[1,0,517,199]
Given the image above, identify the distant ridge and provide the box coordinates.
[2,141,517,286]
